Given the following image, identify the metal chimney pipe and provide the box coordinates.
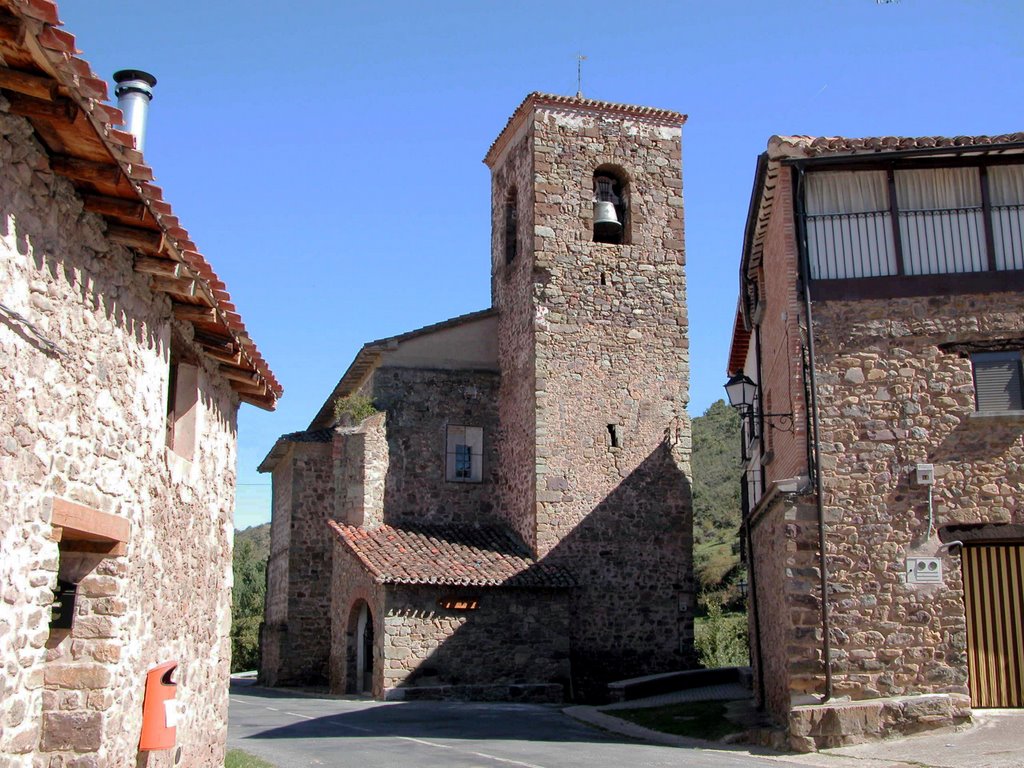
[113,69,157,153]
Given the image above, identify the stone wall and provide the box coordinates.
[489,103,694,697]
[329,542,386,697]
[0,103,238,767]
[490,125,538,551]
[260,450,293,686]
[809,291,1024,702]
[261,441,334,687]
[369,367,501,527]
[379,584,570,701]
[334,412,387,528]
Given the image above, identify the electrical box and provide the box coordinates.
[906,557,942,584]
[914,463,935,486]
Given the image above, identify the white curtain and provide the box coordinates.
[805,171,896,279]
[988,165,1024,271]
[806,170,888,214]
[895,168,985,274]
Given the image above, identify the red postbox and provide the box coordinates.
[139,661,178,751]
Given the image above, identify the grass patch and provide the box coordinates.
[225,749,275,768]
[612,700,745,742]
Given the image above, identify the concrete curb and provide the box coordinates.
[562,705,933,768]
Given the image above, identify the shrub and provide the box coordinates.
[332,394,378,426]
[695,602,749,668]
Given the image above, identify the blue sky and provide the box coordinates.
[58,1,1024,528]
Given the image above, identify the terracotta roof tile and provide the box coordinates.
[768,132,1024,160]
[2,0,282,408]
[330,522,575,588]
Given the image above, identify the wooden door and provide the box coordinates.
[962,544,1024,708]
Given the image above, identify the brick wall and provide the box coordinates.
[0,103,238,767]
[755,171,810,485]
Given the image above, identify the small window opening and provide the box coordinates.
[504,189,518,265]
[446,425,483,483]
[607,424,620,448]
[593,170,628,245]
[600,272,607,286]
[971,351,1024,412]
[166,342,199,461]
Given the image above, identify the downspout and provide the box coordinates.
[791,164,833,702]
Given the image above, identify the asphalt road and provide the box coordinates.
[227,683,791,768]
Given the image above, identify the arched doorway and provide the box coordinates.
[346,600,374,695]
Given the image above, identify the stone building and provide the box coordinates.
[260,93,694,702]
[727,133,1024,750]
[0,1,281,766]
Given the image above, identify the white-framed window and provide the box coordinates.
[445,426,483,483]
[971,351,1024,412]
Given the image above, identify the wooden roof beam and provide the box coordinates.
[6,92,77,123]
[133,255,181,278]
[51,155,122,186]
[220,365,260,386]
[0,15,25,44]
[150,276,196,298]
[106,223,164,254]
[0,65,58,101]
[171,303,217,324]
[83,193,146,221]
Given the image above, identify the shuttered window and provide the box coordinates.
[971,351,1024,412]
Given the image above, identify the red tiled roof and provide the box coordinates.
[329,521,574,588]
[769,132,1024,160]
[484,92,687,168]
[0,0,281,409]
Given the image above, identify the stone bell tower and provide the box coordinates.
[484,93,694,697]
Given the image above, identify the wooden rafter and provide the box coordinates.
[106,223,164,254]
[51,155,121,185]
[0,64,57,101]
[82,193,146,221]
[171,303,217,323]
[5,91,76,123]
[150,275,196,298]
[133,255,181,278]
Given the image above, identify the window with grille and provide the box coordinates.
[446,426,483,483]
[971,351,1024,412]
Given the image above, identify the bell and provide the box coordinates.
[593,200,622,238]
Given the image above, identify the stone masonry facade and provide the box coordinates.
[263,94,695,704]
[487,98,694,697]
[734,139,1024,750]
[0,100,240,767]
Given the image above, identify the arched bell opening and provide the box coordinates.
[592,166,630,245]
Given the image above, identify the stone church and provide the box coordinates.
[259,93,694,702]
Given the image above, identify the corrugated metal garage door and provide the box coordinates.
[962,544,1024,708]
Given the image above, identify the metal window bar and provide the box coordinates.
[451,444,473,480]
[805,205,1023,280]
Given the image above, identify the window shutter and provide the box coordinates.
[973,352,1024,412]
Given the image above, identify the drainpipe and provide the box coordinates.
[791,164,834,703]
[113,69,157,153]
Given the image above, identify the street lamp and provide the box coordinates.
[723,373,794,436]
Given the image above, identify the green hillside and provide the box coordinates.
[231,523,270,673]
[691,399,744,607]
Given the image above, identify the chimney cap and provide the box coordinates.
[113,69,157,88]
